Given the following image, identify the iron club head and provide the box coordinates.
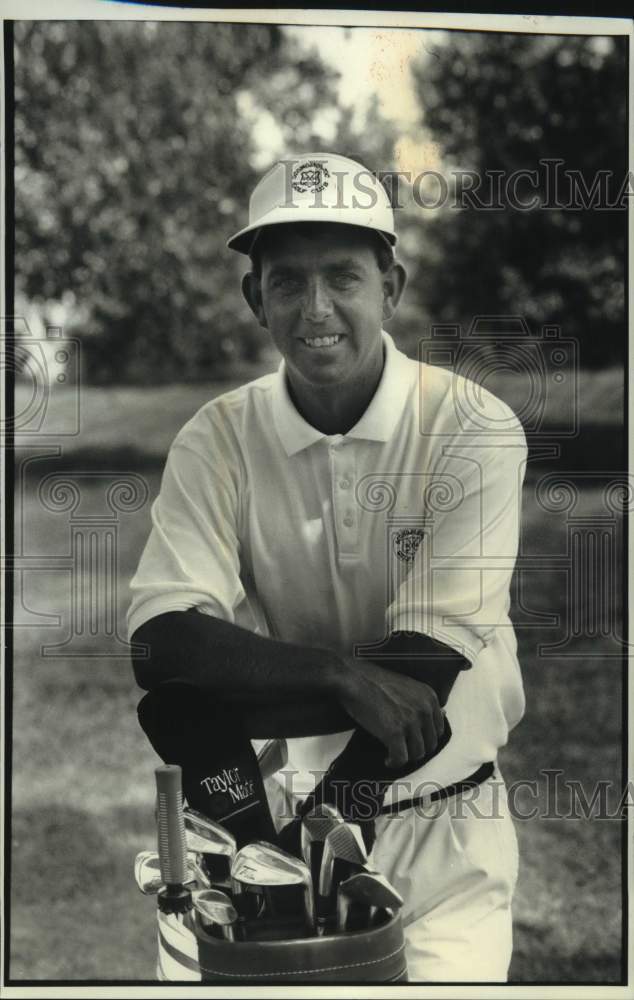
[317,822,368,928]
[192,888,238,941]
[231,840,315,933]
[134,850,210,895]
[300,803,345,890]
[300,803,344,865]
[336,870,404,932]
[183,808,237,886]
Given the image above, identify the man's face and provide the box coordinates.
[245,226,402,393]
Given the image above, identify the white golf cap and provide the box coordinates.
[227,152,397,255]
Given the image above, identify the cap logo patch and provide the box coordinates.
[292,160,331,194]
[394,528,426,562]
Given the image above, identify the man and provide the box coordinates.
[128,153,527,981]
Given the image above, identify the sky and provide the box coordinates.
[246,25,448,172]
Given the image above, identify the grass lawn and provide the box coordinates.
[14,364,623,458]
[8,376,626,983]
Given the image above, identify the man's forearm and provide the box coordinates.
[132,608,344,700]
[131,610,468,738]
[370,631,469,707]
[131,609,354,736]
[235,630,467,737]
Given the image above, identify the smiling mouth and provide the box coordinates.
[300,334,343,349]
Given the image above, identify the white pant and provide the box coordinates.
[266,765,519,983]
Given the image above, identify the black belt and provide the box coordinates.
[378,761,496,816]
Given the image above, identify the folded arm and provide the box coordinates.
[131,610,467,764]
[128,430,471,765]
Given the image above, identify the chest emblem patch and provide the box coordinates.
[292,160,331,194]
[394,528,426,562]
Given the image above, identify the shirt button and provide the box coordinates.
[343,513,354,527]
[339,478,351,490]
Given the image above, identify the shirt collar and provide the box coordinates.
[271,331,414,457]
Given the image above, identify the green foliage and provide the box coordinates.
[410,34,627,367]
[15,21,338,382]
[330,96,400,176]
[17,27,626,379]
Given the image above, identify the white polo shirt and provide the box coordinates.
[127,332,527,803]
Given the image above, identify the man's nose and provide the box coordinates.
[301,277,334,323]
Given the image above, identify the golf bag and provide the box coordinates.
[156,906,408,983]
[137,682,455,983]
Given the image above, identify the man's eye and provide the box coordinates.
[272,277,301,292]
[331,273,359,288]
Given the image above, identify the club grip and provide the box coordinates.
[155,764,188,886]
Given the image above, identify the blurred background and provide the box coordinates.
[11,20,627,982]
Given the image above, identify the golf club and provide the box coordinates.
[192,888,239,941]
[184,807,237,887]
[300,803,344,890]
[336,870,404,932]
[231,840,316,934]
[257,738,288,780]
[134,850,211,895]
[317,822,368,932]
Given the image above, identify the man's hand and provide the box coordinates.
[335,657,446,768]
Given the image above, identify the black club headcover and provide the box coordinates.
[278,719,452,857]
[137,680,278,848]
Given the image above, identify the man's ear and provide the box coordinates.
[382,261,407,321]
[242,272,268,329]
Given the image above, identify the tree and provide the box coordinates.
[14,21,338,381]
[409,33,627,367]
